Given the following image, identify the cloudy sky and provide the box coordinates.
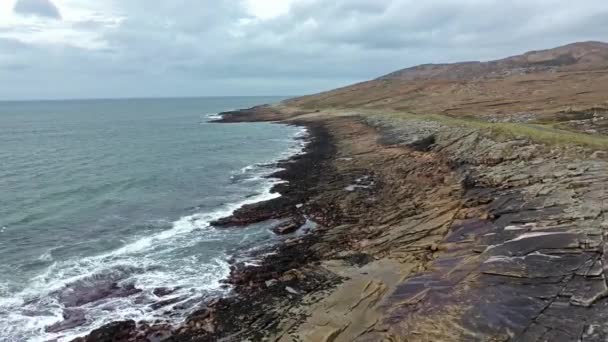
[1,0,607,100]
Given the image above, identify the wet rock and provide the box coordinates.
[74,320,136,342]
[153,287,177,297]
[272,215,306,235]
[149,296,187,310]
[55,274,142,308]
[45,308,86,333]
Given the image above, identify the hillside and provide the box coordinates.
[287,41,608,120]
[80,42,608,342]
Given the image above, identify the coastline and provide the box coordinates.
[1,100,315,342]
[76,104,608,341]
[77,106,457,341]
[73,108,337,341]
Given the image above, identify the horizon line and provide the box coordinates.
[0,95,300,103]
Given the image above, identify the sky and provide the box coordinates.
[1,0,607,100]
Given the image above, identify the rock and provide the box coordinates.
[285,286,299,295]
[149,296,187,310]
[153,287,177,297]
[407,134,436,151]
[280,269,306,282]
[570,278,608,307]
[75,320,136,342]
[339,252,374,266]
[272,216,306,235]
[73,109,608,342]
[481,253,589,278]
[486,232,582,257]
[55,278,142,307]
[45,308,86,333]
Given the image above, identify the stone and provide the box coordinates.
[485,232,582,257]
[285,286,300,295]
[45,308,87,333]
[153,287,176,297]
[76,320,136,342]
[272,216,306,235]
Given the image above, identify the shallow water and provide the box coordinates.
[0,97,305,341]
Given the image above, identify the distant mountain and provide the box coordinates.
[287,41,608,118]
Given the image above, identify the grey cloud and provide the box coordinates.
[2,0,608,100]
[13,0,61,19]
[0,37,30,51]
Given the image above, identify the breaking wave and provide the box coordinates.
[0,123,309,342]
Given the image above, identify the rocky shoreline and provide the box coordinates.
[73,109,339,341]
[76,105,608,341]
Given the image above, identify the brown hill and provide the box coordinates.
[380,41,608,81]
[287,41,608,119]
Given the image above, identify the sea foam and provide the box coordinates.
[0,125,310,342]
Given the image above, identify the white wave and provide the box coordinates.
[38,249,54,262]
[231,126,309,184]
[0,182,282,341]
[113,184,280,256]
[292,127,309,139]
[205,113,223,121]
[240,165,255,173]
[0,124,311,342]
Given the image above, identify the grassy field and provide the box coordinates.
[360,110,608,150]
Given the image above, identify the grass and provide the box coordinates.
[361,110,608,150]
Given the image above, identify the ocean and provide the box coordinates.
[0,97,307,341]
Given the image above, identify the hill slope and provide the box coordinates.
[287,41,608,119]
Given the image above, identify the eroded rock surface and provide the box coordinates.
[351,115,608,341]
[75,111,608,342]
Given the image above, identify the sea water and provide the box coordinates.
[0,97,306,341]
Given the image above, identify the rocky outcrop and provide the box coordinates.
[351,115,608,341]
[74,108,608,342]
[212,105,312,123]
[208,112,608,342]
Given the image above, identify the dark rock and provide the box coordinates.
[149,296,187,310]
[74,320,136,342]
[485,232,582,257]
[407,134,436,151]
[340,252,374,267]
[54,270,142,308]
[153,287,177,297]
[272,216,306,235]
[45,308,86,333]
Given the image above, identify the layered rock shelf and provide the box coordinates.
[75,107,608,342]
